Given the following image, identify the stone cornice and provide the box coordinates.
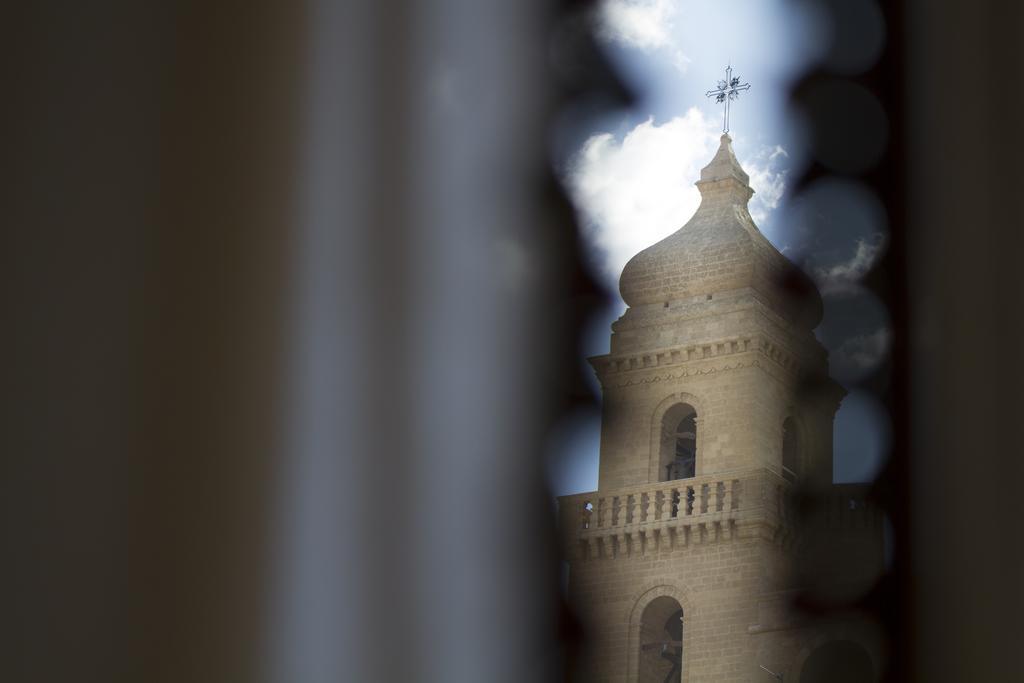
[590,333,807,388]
[610,289,826,364]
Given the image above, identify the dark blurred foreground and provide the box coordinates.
[3,1,1022,681]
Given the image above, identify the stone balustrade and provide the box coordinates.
[557,470,883,561]
[557,467,793,560]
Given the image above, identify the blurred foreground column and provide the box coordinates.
[273,1,584,680]
[908,1,1024,680]
[5,3,305,681]
[5,1,582,682]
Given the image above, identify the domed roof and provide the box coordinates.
[618,134,822,328]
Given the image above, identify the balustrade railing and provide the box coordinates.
[558,469,775,539]
[557,469,879,561]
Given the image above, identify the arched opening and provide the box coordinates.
[800,640,874,683]
[782,416,800,483]
[638,596,683,683]
[659,403,697,482]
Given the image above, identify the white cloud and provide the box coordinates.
[814,234,886,293]
[566,109,717,287]
[565,109,789,293]
[747,146,788,225]
[597,0,691,72]
[832,327,891,375]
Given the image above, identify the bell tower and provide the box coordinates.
[597,133,835,492]
[559,135,879,681]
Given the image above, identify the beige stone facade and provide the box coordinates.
[559,135,883,682]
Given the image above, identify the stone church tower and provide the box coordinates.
[559,135,882,682]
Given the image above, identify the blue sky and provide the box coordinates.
[547,0,891,496]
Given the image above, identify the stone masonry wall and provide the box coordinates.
[569,525,779,682]
[597,361,799,491]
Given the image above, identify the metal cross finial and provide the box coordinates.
[705,64,751,133]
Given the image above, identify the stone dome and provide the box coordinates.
[618,134,822,328]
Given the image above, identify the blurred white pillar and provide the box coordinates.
[275,1,565,681]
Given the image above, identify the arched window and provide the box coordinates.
[638,596,683,682]
[782,416,799,483]
[659,403,697,482]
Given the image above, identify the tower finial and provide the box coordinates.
[705,64,751,134]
